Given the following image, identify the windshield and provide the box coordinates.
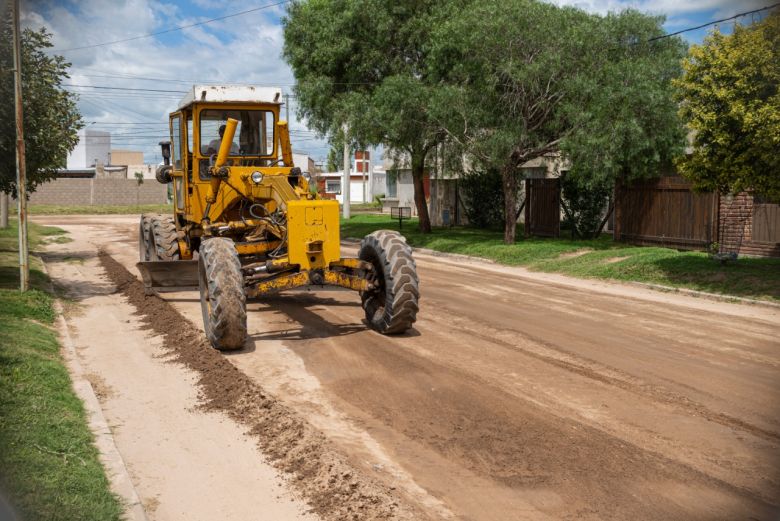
[199,109,275,157]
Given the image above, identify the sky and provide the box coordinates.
[19,0,774,166]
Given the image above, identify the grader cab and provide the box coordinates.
[137,85,419,349]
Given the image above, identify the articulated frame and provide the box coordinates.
[245,258,375,298]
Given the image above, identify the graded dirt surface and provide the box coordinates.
[36,215,780,521]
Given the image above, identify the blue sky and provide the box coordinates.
[21,0,773,165]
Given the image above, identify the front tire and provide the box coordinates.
[358,230,419,334]
[139,214,154,261]
[150,215,180,261]
[198,238,247,350]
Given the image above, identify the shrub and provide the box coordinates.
[560,174,611,238]
[459,168,508,229]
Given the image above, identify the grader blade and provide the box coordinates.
[136,260,199,295]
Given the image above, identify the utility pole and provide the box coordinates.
[0,193,8,229]
[12,0,29,291]
[284,93,290,123]
[361,151,366,204]
[342,124,350,220]
[366,150,373,204]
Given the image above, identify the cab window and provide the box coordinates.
[171,116,183,170]
[199,109,275,157]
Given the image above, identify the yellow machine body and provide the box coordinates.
[286,200,340,270]
[139,89,374,298]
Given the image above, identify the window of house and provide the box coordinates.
[386,171,398,198]
[326,179,341,194]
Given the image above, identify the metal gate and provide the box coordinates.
[524,178,560,237]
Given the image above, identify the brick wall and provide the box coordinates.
[29,178,169,206]
[719,192,780,258]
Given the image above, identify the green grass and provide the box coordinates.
[342,214,780,302]
[30,203,173,215]
[0,220,123,520]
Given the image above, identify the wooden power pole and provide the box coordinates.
[12,0,29,291]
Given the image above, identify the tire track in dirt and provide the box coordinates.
[428,304,780,443]
[98,251,424,521]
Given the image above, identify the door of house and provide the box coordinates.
[525,178,560,237]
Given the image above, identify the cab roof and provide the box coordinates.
[177,85,283,110]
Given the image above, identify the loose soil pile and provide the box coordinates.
[98,251,418,521]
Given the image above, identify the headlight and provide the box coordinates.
[251,171,264,184]
[302,171,312,181]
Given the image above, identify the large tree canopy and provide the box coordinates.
[0,20,82,197]
[429,1,686,243]
[674,13,780,200]
[283,0,453,232]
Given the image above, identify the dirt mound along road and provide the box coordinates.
[98,251,418,521]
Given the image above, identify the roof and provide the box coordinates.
[177,85,283,110]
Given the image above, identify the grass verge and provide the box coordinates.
[342,214,780,302]
[30,203,172,215]
[0,220,123,520]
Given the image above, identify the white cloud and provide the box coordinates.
[549,0,767,17]
[21,0,329,163]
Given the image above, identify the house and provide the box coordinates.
[381,151,429,215]
[111,149,156,179]
[292,151,316,176]
[315,150,383,204]
[316,167,384,204]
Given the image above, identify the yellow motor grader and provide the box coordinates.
[137,85,419,350]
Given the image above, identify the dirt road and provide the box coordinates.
[37,215,780,521]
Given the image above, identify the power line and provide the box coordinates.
[649,2,779,41]
[64,84,187,93]
[52,0,290,53]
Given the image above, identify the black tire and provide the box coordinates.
[150,215,180,261]
[358,230,419,334]
[139,214,154,261]
[198,238,247,350]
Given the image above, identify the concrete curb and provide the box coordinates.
[343,238,780,310]
[41,260,149,521]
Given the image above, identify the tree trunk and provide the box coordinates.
[502,161,519,244]
[559,194,579,239]
[411,148,431,234]
[595,199,614,238]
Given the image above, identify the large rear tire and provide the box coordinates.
[139,214,154,261]
[150,215,180,261]
[358,230,419,334]
[198,238,247,350]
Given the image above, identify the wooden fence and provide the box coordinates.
[753,196,780,243]
[614,176,719,249]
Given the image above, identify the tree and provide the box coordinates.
[283,0,452,233]
[0,19,82,220]
[430,1,686,243]
[674,13,780,200]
